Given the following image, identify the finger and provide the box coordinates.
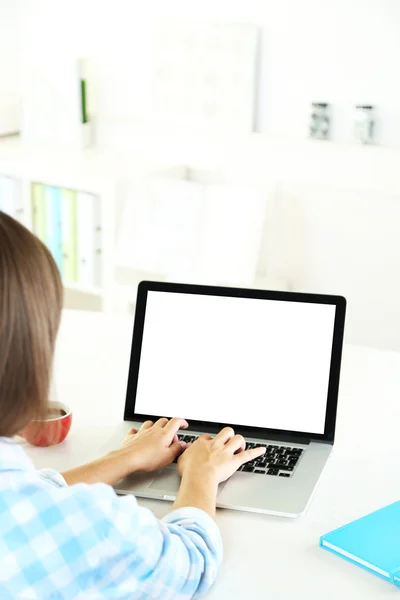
[198,433,213,441]
[169,440,187,458]
[173,434,178,443]
[128,428,138,435]
[164,418,189,438]
[225,434,246,454]
[238,446,266,465]
[155,418,169,428]
[214,427,235,446]
[139,421,154,431]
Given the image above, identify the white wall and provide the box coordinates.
[0,0,21,133]
[5,1,400,351]
[15,0,400,147]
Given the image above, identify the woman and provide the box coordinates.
[0,212,265,600]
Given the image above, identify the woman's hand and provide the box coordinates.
[177,427,265,484]
[171,427,266,518]
[62,417,189,488]
[115,417,189,474]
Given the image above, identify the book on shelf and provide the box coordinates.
[61,189,78,283]
[31,183,46,243]
[44,186,63,275]
[0,176,23,222]
[76,192,102,288]
[0,175,16,216]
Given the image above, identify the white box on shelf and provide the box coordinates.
[116,176,272,292]
[198,183,270,287]
[21,56,92,150]
[116,179,204,281]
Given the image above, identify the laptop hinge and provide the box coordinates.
[256,432,311,445]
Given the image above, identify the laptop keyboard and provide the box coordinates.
[176,434,304,477]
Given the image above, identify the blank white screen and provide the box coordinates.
[135,291,336,434]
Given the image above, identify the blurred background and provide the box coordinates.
[1,0,400,350]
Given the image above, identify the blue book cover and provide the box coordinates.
[44,186,63,275]
[320,501,400,586]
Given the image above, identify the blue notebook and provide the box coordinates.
[320,501,400,586]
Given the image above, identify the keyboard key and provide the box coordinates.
[279,473,291,477]
[254,469,265,474]
[275,464,294,471]
[243,465,254,473]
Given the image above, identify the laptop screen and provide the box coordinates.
[133,289,338,436]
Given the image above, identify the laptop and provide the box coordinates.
[102,281,346,517]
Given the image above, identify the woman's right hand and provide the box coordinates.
[177,427,266,484]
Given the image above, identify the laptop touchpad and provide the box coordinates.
[149,468,181,493]
[149,467,227,496]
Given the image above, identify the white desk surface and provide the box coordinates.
[23,309,400,600]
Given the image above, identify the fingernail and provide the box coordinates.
[179,441,187,448]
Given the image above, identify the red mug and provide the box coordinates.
[20,402,72,447]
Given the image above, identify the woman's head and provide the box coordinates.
[0,212,63,437]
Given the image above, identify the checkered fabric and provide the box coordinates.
[0,438,223,599]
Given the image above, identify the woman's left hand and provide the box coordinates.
[62,418,190,488]
[115,417,190,474]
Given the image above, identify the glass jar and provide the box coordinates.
[309,103,330,140]
[354,105,375,144]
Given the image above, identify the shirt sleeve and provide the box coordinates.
[95,485,223,599]
[37,468,68,489]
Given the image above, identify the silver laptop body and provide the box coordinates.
[101,281,346,518]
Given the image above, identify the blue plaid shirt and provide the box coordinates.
[0,438,223,599]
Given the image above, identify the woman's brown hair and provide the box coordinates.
[0,211,63,437]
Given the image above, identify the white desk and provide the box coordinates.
[24,310,400,599]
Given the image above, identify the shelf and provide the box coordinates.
[63,282,103,297]
[0,138,186,193]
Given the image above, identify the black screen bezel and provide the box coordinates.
[124,281,346,444]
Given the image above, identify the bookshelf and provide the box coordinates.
[0,139,186,313]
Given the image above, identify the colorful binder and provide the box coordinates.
[31,183,46,243]
[61,189,78,282]
[44,186,63,274]
[320,501,400,586]
[76,192,102,288]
